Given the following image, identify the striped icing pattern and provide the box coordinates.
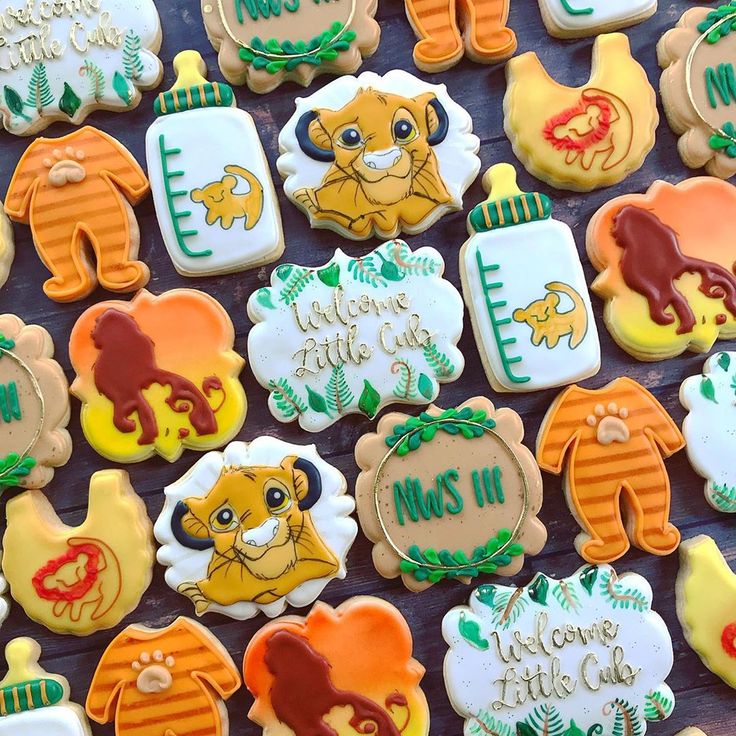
[468,191,551,231]
[154,82,234,116]
[0,678,64,715]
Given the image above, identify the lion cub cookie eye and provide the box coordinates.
[265,483,292,513]
[338,128,363,149]
[210,505,238,532]
[394,119,417,143]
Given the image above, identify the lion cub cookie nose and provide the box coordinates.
[243,518,280,547]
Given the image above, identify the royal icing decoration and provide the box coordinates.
[355,397,547,592]
[659,2,736,179]
[69,288,246,463]
[86,617,241,736]
[0,209,13,290]
[0,555,8,630]
[277,69,480,240]
[537,377,685,564]
[677,535,736,689]
[443,564,675,736]
[145,50,283,277]
[404,0,516,72]
[247,241,464,432]
[537,0,656,40]
[680,351,736,513]
[0,638,91,735]
[244,597,430,736]
[2,469,154,636]
[201,0,380,93]
[155,438,357,620]
[0,314,71,491]
[460,164,600,393]
[5,126,150,302]
[504,33,658,192]
[587,177,736,361]
[0,0,162,136]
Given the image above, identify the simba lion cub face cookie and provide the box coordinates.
[155,438,357,620]
[0,314,71,491]
[538,0,657,40]
[443,564,675,735]
[69,289,247,463]
[504,33,658,191]
[355,397,546,592]
[278,69,480,240]
[244,597,430,736]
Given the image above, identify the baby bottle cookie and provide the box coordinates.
[69,289,246,463]
[86,617,241,736]
[146,51,283,277]
[244,597,430,736]
[201,0,380,93]
[5,126,151,302]
[677,536,736,689]
[504,33,658,191]
[405,0,516,72]
[537,377,685,564]
[2,469,154,636]
[0,314,71,491]
[460,164,600,393]
[443,564,675,736]
[355,397,547,592]
[247,241,464,432]
[155,438,357,620]
[659,2,736,179]
[278,69,480,240]
[0,210,13,290]
[587,177,736,361]
[0,0,162,136]
[538,0,657,40]
[680,351,736,513]
[0,638,91,735]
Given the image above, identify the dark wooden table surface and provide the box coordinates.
[0,1,734,734]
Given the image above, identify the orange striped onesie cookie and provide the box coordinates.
[536,376,685,564]
[4,126,150,303]
[86,617,240,736]
[405,0,516,72]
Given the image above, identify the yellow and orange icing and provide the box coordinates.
[244,597,429,736]
[587,177,736,360]
[69,288,246,463]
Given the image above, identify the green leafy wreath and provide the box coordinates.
[709,121,736,157]
[400,528,524,583]
[239,21,357,74]
[698,1,736,43]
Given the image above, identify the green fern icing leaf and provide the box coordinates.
[26,63,54,112]
[347,255,386,287]
[268,378,307,420]
[325,363,354,415]
[79,60,105,101]
[643,688,675,721]
[599,569,649,611]
[392,359,418,399]
[122,29,145,80]
[423,341,455,378]
[276,264,315,304]
[708,481,736,512]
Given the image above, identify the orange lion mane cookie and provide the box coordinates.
[244,597,430,736]
[537,377,685,564]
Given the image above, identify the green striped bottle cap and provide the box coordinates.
[154,50,234,117]
[468,164,552,233]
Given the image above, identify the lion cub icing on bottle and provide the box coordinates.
[155,438,357,620]
[278,69,480,240]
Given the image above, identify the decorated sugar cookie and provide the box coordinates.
[278,70,480,240]
[69,289,246,463]
[0,638,91,735]
[247,241,464,432]
[443,564,675,736]
[0,1,162,136]
[2,470,154,636]
[201,0,380,93]
[86,617,240,736]
[460,164,600,393]
[5,126,150,302]
[146,51,283,277]
[0,210,13,290]
[587,177,736,361]
[537,377,685,564]
[680,352,736,513]
[504,33,658,191]
[659,2,736,179]
[0,555,8,630]
[155,438,357,620]
[677,535,736,689]
[244,597,429,736]
[677,730,708,736]
[405,0,516,72]
[355,397,546,592]
[0,314,71,491]
[538,0,657,39]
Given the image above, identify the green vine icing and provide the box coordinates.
[708,481,736,512]
[386,406,497,456]
[0,453,36,489]
[698,1,736,43]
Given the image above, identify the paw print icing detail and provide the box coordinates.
[133,651,176,694]
[43,148,87,188]
[586,402,630,445]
